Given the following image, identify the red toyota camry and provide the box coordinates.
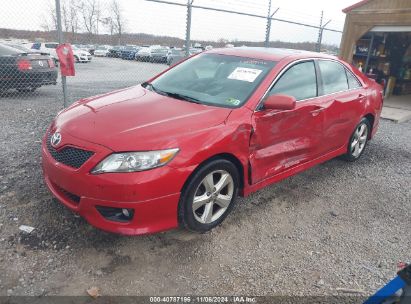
[42,47,383,235]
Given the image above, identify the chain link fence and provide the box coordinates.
[0,0,343,106]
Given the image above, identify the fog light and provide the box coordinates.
[122,208,132,218]
[96,206,135,223]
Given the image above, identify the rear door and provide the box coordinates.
[315,59,365,153]
[250,60,326,183]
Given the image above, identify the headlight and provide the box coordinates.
[91,148,179,174]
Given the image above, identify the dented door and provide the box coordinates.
[249,101,325,184]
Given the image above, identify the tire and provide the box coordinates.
[178,159,239,233]
[74,56,79,63]
[342,117,371,162]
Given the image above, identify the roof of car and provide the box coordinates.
[207,47,335,62]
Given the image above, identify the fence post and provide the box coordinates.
[185,0,193,57]
[265,0,272,48]
[55,0,68,108]
[316,11,331,53]
[316,11,323,52]
[265,1,279,48]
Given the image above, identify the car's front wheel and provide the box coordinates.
[343,118,371,161]
[178,159,239,233]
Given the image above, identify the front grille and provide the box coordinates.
[46,133,94,169]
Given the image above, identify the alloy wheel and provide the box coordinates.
[192,170,234,224]
[351,123,368,158]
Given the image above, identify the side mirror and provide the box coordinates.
[264,94,296,111]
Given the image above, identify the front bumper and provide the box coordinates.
[78,55,92,62]
[41,131,182,235]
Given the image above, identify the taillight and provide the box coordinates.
[17,59,32,71]
[48,58,55,68]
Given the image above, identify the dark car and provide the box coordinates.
[120,46,140,60]
[0,44,58,94]
[108,46,123,58]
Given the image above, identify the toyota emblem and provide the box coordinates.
[38,61,44,67]
[50,132,62,147]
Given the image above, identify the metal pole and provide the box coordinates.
[55,0,67,108]
[185,0,193,57]
[265,0,272,48]
[316,11,323,52]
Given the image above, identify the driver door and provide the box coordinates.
[249,60,326,184]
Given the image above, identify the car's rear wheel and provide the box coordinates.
[178,159,239,233]
[342,118,371,161]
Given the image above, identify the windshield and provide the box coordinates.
[96,46,107,50]
[149,53,276,108]
[124,46,136,51]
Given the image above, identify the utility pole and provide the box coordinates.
[265,0,279,48]
[55,0,68,108]
[185,0,194,57]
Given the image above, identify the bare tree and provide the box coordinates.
[41,0,79,42]
[77,0,100,38]
[40,1,57,33]
[111,0,125,44]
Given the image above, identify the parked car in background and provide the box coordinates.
[27,42,59,64]
[71,46,92,63]
[94,46,110,57]
[108,46,123,58]
[120,46,140,60]
[0,43,57,93]
[135,45,161,62]
[167,48,185,65]
[150,47,169,63]
[41,47,383,235]
[135,47,151,61]
[85,45,96,55]
[190,47,203,55]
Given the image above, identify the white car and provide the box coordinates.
[94,46,110,57]
[71,46,92,63]
[25,42,92,63]
[25,42,59,63]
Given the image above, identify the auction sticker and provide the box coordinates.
[228,67,262,82]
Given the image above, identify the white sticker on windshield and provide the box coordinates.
[228,67,263,83]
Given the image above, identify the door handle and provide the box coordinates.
[310,106,326,116]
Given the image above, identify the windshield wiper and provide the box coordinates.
[162,91,202,104]
[142,82,202,104]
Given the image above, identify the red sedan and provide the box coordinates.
[42,48,383,235]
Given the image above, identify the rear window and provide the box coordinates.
[45,43,58,49]
[318,60,349,95]
[0,44,22,56]
[346,70,362,89]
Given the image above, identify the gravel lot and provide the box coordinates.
[0,57,410,298]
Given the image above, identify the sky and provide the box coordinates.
[1,0,360,46]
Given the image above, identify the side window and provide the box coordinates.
[45,43,58,49]
[318,60,349,94]
[346,70,362,89]
[269,61,317,101]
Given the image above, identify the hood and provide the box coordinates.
[53,85,232,151]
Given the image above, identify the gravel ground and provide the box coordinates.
[0,57,410,297]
